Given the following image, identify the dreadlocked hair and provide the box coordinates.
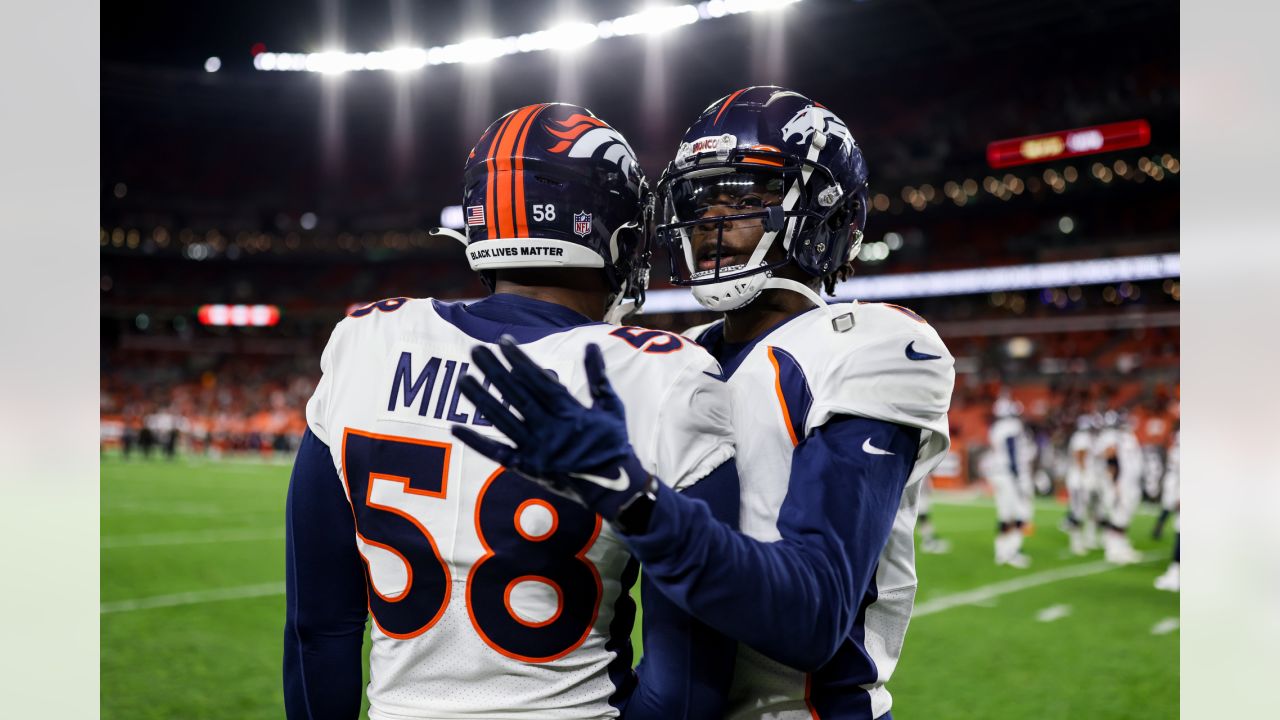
[821,261,855,296]
[818,195,860,296]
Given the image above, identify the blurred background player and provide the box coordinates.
[1063,412,1102,555]
[1154,428,1180,591]
[917,475,952,554]
[283,103,739,720]
[987,393,1036,567]
[1096,409,1144,564]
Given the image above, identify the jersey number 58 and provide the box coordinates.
[341,429,603,663]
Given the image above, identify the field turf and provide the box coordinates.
[102,455,1177,719]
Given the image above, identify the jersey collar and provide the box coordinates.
[697,305,824,378]
[432,293,605,344]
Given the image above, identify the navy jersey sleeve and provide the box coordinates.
[621,415,918,671]
[624,464,739,719]
[283,429,369,720]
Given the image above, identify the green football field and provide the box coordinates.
[102,455,1178,719]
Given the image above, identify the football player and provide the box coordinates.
[455,87,955,720]
[916,474,951,554]
[1096,410,1144,564]
[1063,412,1102,555]
[987,394,1036,567]
[1153,428,1180,591]
[282,103,740,719]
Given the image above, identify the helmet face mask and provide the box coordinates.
[658,158,854,287]
[654,87,870,312]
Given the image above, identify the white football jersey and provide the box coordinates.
[306,297,733,720]
[686,301,954,720]
[988,417,1035,481]
[1095,426,1143,485]
[1067,428,1100,491]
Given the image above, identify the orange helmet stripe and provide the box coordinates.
[714,88,747,125]
[493,105,541,238]
[485,111,520,239]
[513,104,549,237]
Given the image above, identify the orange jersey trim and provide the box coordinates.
[504,575,565,629]
[768,346,801,447]
[514,498,559,542]
[804,672,821,718]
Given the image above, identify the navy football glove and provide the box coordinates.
[452,337,655,525]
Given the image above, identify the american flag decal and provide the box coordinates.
[466,205,485,227]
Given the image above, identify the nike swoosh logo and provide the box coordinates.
[862,438,895,456]
[702,370,728,382]
[905,341,941,361]
[572,467,632,491]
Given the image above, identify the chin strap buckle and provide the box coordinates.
[764,205,786,233]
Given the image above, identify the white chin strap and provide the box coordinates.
[430,227,470,245]
[691,264,770,311]
[693,272,854,333]
[690,266,821,313]
[604,293,636,325]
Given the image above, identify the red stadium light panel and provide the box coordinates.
[986,120,1151,168]
[197,304,281,327]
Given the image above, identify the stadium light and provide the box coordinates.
[603,5,700,37]
[196,304,282,327]
[251,0,803,72]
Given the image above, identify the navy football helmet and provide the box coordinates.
[451,103,650,321]
[654,87,869,312]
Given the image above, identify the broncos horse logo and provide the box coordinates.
[780,106,854,151]
[546,114,641,192]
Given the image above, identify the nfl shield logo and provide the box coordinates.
[573,211,592,238]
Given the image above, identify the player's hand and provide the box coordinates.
[452,337,652,523]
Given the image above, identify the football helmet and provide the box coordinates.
[450,103,650,322]
[654,86,869,312]
[993,394,1024,419]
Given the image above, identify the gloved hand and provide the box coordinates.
[452,336,655,524]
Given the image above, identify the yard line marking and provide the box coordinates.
[102,528,285,549]
[101,582,285,614]
[1151,617,1179,635]
[1035,604,1073,622]
[915,553,1162,618]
